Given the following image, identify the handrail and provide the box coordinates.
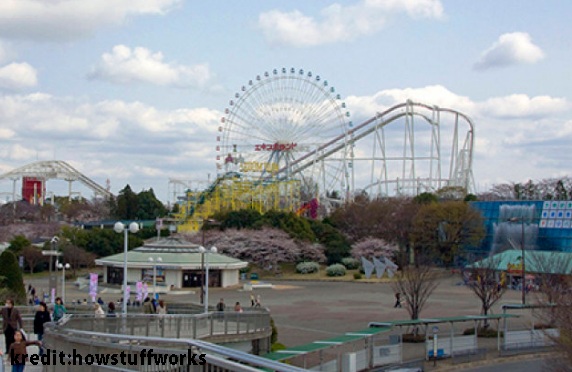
[45,324,307,372]
[43,313,308,372]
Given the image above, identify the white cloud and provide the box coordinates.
[478,94,568,119]
[0,0,181,41]
[474,32,545,70]
[0,62,37,90]
[346,85,568,122]
[88,45,213,88]
[0,92,220,197]
[258,0,444,47]
[346,85,476,118]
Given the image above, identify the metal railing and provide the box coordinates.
[42,312,306,371]
[60,312,271,341]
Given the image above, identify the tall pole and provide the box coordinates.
[115,222,139,316]
[61,265,66,304]
[201,225,205,304]
[123,228,128,315]
[521,219,526,305]
[153,262,157,300]
[204,252,210,313]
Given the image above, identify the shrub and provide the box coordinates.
[341,257,360,270]
[353,272,362,280]
[402,334,426,343]
[463,327,502,338]
[326,264,346,277]
[296,262,320,274]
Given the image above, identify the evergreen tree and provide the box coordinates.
[115,185,139,219]
[8,235,31,255]
[0,250,26,304]
[137,188,167,219]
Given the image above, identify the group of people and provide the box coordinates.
[216,298,244,312]
[142,297,167,315]
[215,293,263,313]
[2,298,50,371]
[94,301,116,318]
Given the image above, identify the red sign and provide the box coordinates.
[254,143,297,151]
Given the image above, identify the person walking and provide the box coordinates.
[33,302,51,356]
[394,293,402,308]
[8,329,41,372]
[254,294,261,308]
[94,303,105,318]
[156,300,167,316]
[52,297,67,322]
[216,298,225,312]
[250,293,255,307]
[2,299,23,354]
[142,297,155,314]
[107,302,116,317]
[234,302,243,313]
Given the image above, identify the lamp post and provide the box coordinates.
[509,217,526,305]
[198,246,217,313]
[200,219,219,304]
[148,257,162,300]
[114,221,140,315]
[57,262,70,304]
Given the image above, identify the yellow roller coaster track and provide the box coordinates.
[174,172,301,232]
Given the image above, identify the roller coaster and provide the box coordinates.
[175,68,475,231]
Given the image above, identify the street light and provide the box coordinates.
[148,257,163,300]
[114,221,140,315]
[200,219,219,304]
[57,262,70,304]
[509,217,526,305]
[198,246,217,313]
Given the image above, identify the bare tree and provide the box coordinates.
[533,255,572,370]
[464,255,506,327]
[62,245,96,276]
[21,246,45,274]
[529,251,572,306]
[391,262,439,321]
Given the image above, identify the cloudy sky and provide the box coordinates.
[0,0,570,204]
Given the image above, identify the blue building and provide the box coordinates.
[471,200,572,256]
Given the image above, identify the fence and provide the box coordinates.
[42,312,297,372]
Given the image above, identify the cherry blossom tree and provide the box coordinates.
[192,227,326,273]
[351,237,398,261]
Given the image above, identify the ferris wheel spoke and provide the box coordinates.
[218,68,352,202]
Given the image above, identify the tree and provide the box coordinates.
[391,262,439,321]
[529,252,572,306]
[410,201,484,267]
[21,246,45,274]
[414,192,438,204]
[62,245,96,276]
[351,237,399,261]
[8,235,32,256]
[136,188,167,219]
[0,250,26,304]
[207,227,326,273]
[114,185,139,219]
[464,255,506,327]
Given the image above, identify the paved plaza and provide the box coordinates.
[15,272,544,370]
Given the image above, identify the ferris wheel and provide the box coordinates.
[216,67,354,202]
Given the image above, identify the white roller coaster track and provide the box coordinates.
[273,100,474,198]
[0,160,112,201]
